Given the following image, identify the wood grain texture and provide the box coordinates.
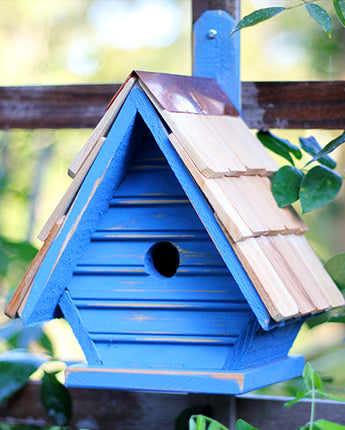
[233,238,299,321]
[165,112,246,177]
[5,217,64,318]
[0,83,120,129]
[288,235,345,309]
[242,81,345,130]
[165,113,278,177]
[1,81,345,130]
[168,133,252,242]
[268,234,330,311]
[257,236,316,315]
[168,134,302,240]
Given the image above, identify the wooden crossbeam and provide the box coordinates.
[1,381,344,430]
[1,81,345,130]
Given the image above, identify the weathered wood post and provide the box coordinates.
[192,0,241,112]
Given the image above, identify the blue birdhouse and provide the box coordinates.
[6,71,344,395]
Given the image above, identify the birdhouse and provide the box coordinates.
[6,71,344,395]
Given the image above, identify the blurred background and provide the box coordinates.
[0,0,345,394]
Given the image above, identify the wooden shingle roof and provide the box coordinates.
[6,71,344,323]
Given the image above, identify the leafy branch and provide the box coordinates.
[232,0,345,38]
[257,131,345,214]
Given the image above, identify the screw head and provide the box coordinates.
[208,29,217,39]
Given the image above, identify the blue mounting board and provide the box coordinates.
[193,10,241,112]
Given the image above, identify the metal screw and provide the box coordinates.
[208,29,217,39]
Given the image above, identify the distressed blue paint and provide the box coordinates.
[193,11,241,112]
[76,307,249,337]
[58,290,102,365]
[69,272,245,302]
[97,203,205,231]
[94,342,233,369]
[65,356,305,394]
[128,88,273,329]
[78,238,226,267]
[224,316,303,370]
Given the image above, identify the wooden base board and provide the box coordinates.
[65,355,304,395]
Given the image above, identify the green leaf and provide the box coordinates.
[257,130,302,165]
[315,419,345,430]
[40,371,72,426]
[8,326,43,350]
[299,136,336,169]
[305,4,332,37]
[236,419,257,430]
[38,332,54,355]
[0,237,38,262]
[299,166,342,213]
[271,166,304,207]
[284,390,310,407]
[0,351,46,403]
[208,422,221,430]
[231,7,286,34]
[303,363,323,391]
[333,0,345,27]
[328,314,345,323]
[306,312,329,328]
[189,416,197,430]
[306,131,345,166]
[196,415,207,430]
[325,253,345,290]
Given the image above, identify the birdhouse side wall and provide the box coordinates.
[223,315,303,370]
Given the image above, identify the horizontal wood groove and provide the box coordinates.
[1,81,344,129]
[91,333,238,345]
[109,197,190,206]
[91,230,209,240]
[129,164,171,170]
[73,265,231,275]
[74,299,248,311]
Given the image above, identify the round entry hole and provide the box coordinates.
[145,242,180,278]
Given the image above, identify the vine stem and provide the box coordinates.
[309,377,316,430]
[285,0,322,11]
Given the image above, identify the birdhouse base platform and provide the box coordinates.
[65,355,304,395]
